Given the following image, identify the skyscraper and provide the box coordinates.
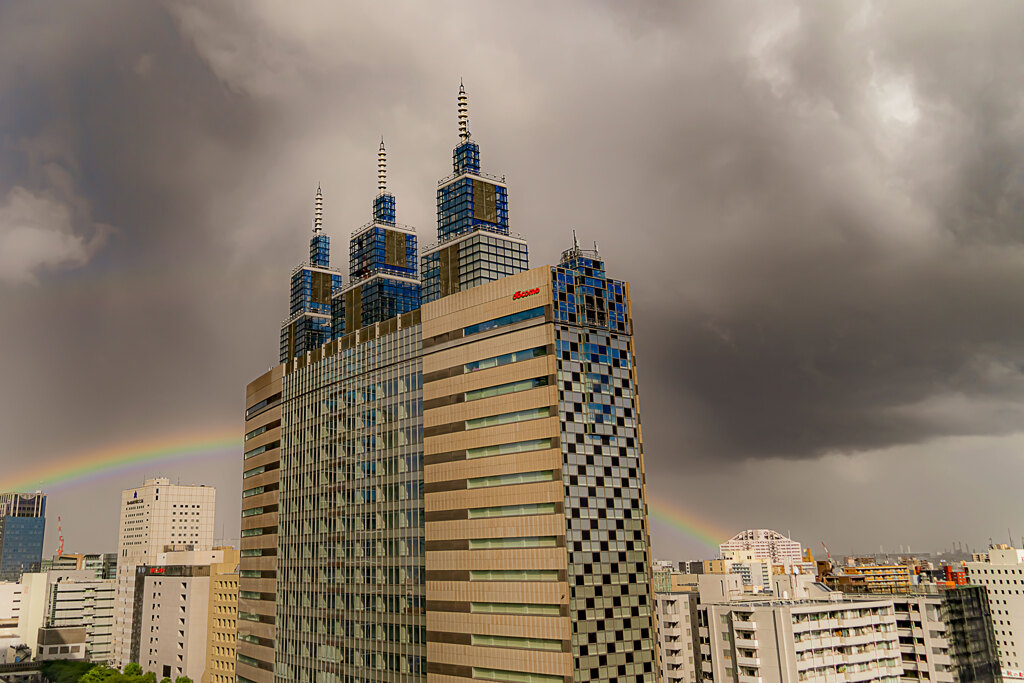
[247,85,657,683]
[237,366,283,683]
[280,187,345,363]
[111,478,216,668]
[0,492,46,580]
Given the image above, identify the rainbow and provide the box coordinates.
[646,492,732,551]
[0,430,732,557]
[0,428,240,494]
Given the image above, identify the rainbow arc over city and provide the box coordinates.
[0,428,240,494]
[0,431,732,551]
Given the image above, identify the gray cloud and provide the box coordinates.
[2,0,1024,556]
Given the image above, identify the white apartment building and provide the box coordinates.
[657,590,700,683]
[967,545,1024,680]
[133,548,236,682]
[685,574,902,682]
[112,478,216,668]
[0,582,21,657]
[720,529,803,565]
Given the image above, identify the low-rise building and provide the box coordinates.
[843,564,913,592]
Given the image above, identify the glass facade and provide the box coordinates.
[421,117,527,304]
[552,250,657,683]
[0,516,46,579]
[275,323,425,683]
[331,190,422,338]
[281,262,345,364]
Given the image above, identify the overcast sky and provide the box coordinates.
[3,1,1024,561]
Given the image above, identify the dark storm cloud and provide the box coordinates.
[2,0,1024,554]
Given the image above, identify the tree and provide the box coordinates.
[79,665,124,682]
[173,677,193,683]
[123,664,143,676]
[160,678,173,683]
[40,661,97,683]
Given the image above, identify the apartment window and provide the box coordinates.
[464,346,546,373]
[471,667,562,683]
[469,536,557,550]
[463,306,544,337]
[467,470,555,489]
[469,569,559,582]
[471,602,561,616]
[468,503,556,519]
[467,438,555,460]
[466,407,551,430]
[471,634,562,651]
[465,376,550,402]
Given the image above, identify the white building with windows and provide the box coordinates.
[111,478,215,668]
[967,544,1024,679]
[720,529,803,565]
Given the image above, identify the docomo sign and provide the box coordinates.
[512,288,540,301]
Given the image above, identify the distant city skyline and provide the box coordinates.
[3,2,1024,561]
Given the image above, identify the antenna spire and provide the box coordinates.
[458,80,470,141]
[572,229,580,250]
[378,138,387,194]
[313,184,323,233]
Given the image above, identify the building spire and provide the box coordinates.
[458,80,470,141]
[313,184,323,233]
[378,138,387,194]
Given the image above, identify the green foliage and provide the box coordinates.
[160,678,173,683]
[41,660,97,683]
[79,665,123,682]
[173,677,193,683]
[123,664,143,675]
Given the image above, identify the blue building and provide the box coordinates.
[420,82,529,303]
[331,140,422,336]
[0,493,46,580]
[280,186,345,362]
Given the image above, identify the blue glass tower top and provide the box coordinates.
[280,186,344,363]
[331,139,421,337]
[435,82,510,243]
[421,83,527,303]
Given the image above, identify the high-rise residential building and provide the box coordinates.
[888,589,1000,683]
[111,477,215,668]
[0,493,46,581]
[330,140,421,338]
[719,529,802,566]
[246,85,657,683]
[280,186,345,363]
[967,544,1024,679]
[131,548,238,682]
[237,366,283,683]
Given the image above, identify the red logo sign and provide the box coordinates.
[149,567,165,574]
[512,288,540,300]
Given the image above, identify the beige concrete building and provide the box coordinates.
[421,259,656,683]
[236,366,281,683]
[112,477,216,668]
[204,550,239,683]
